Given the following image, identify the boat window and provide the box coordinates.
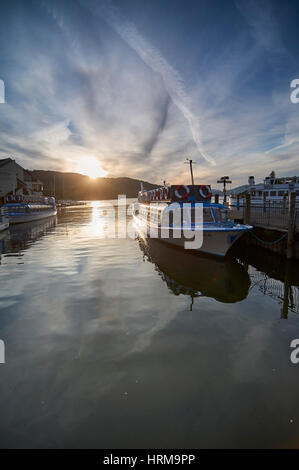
[182,208,190,227]
[8,206,24,213]
[141,206,149,221]
[212,208,228,222]
[203,208,214,223]
[278,191,285,196]
[158,210,162,225]
[190,207,202,224]
[270,191,276,197]
[212,208,220,222]
[251,191,256,196]
[296,190,299,196]
[258,191,262,196]
[150,207,160,224]
[163,207,178,227]
[263,191,268,196]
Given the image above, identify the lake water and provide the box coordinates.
[0,201,299,449]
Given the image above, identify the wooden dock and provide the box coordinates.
[226,194,299,259]
[228,207,299,233]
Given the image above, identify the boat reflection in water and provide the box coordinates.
[138,236,251,307]
[0,216,57,261]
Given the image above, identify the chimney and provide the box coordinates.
[248,176,255,186]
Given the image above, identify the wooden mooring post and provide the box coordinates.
[287,191,296,260]
[214,194,219,204]
[282,194,287,215]
[245,193,251,224]
[263,192,267,213]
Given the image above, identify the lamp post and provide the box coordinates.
[217,176,232,203]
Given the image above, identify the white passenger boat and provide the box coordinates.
[229,173,299,207]
[133,184,252,257]
[2,195,57,224]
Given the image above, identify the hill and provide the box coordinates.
[32,170,159,201]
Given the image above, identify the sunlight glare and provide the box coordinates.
[77,157,107,178]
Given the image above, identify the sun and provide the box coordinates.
[77,157,107,178]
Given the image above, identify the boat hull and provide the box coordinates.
[133,214,250,257]
[8,209,57,225]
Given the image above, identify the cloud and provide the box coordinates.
[236,0,286,54]
[77,0,216,166]
[0,0,298,186]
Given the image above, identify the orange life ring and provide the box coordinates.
[199,185,212,199]
[175,185,190,199]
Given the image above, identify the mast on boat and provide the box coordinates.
[184,158,196,185]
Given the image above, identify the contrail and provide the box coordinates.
[81,0,216,166]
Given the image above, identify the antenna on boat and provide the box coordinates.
[184,158,196,185]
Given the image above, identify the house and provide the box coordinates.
[0,158,43,204]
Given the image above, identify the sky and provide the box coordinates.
[0,0,299,187]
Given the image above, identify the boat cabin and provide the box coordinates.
[137,203,229,228]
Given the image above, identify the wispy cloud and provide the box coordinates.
[0,0,298,186]
[86,0,216,166]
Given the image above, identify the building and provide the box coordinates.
[0,157,43,204]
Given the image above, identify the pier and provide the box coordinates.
[223,193,299,259]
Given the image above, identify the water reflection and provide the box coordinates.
[0,203,299,448]
[0,216,56,262]
[234,244,299,318]
[86,201,112,237]
[138,237,251,306]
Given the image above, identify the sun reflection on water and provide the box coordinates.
[86,201,114,238]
